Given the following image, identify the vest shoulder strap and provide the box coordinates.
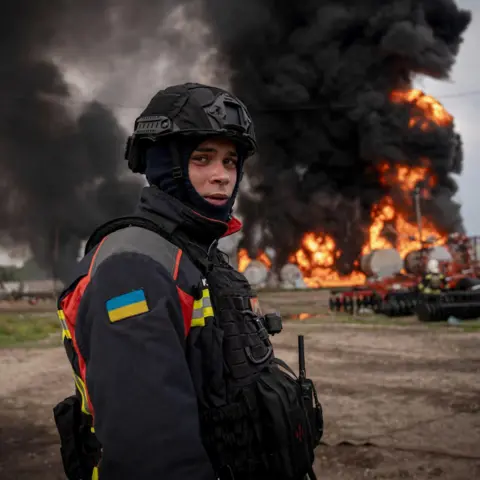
[88,220,180,279]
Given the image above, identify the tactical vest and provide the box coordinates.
[53,217,323,480]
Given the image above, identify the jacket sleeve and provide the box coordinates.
[75,251,215,480]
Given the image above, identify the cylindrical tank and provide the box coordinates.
[360,249,403,278]
[243,260,269,289]
[404,246,452,275]
[279,263,307,289]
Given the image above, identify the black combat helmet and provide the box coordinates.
[125,82,257,175]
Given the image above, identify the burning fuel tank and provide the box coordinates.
[360,249,403,278]
[404,246,452,275]
[242,260,269,289]
[279,263,307,289]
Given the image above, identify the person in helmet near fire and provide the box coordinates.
[53,83,323,480]
[418,258,447,294]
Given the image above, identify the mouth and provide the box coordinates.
[204,194,229,206]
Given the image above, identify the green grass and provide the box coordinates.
[0,312,60,347]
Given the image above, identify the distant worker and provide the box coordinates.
[418,258,446,294]
[52,83,323,480]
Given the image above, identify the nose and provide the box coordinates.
[210,162,230,184]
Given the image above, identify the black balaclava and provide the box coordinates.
[144,137,245,222]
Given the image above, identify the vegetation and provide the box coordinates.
[0,312,60,347]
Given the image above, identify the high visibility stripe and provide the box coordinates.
[92,466,99,480]
[191,288,214,328]
[57,309,71,339]
[73,373,92,416]
[191,317,206,327]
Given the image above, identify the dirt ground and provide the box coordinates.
[1,291,480,479]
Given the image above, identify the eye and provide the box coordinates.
[224,157,238,168]
[191,155,209,164]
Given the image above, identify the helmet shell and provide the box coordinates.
[125,83,257,173]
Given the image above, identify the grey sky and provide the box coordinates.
[416,0,479,234]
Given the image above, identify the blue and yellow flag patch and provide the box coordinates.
[106,289,149,322]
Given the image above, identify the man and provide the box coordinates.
[418,258,446,294]
[53,83,323,480]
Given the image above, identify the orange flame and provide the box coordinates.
[390,88,453,130]
[238,89,453,288]
[238,249,272,272]
[238,249,251,272]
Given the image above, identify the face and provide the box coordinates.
[188,137,239,206]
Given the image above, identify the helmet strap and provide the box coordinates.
[170,144,183,179]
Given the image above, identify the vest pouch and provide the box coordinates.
[253,366,315,480]
[53,395,101,480]
[199,400,265,479]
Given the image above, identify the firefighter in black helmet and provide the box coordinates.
[53,83,323,480]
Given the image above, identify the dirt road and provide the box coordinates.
[1,317,480,479]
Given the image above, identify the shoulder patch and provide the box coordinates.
[106,289,149,322]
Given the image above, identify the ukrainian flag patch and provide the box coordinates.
[106,289,149,322]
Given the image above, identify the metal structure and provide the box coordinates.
[329,234,480,320]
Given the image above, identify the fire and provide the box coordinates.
[238,88,452,288]
[290,234,367,288]
[293,162,447,287]
[390,88,453,130]
[238,248,271,272]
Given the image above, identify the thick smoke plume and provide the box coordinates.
[0,0,208,280]
[198,0,471,271]
[1,0,472,280]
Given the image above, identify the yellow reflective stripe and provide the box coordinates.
[57,310,71,339]
[92,466,99,480]
[73,373,91,416]
[191,288,214,328]
[191,317,206,327]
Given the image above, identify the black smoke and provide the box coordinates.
[1,0,472,280]
[0,1,206,281]
[198,0,471,272]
